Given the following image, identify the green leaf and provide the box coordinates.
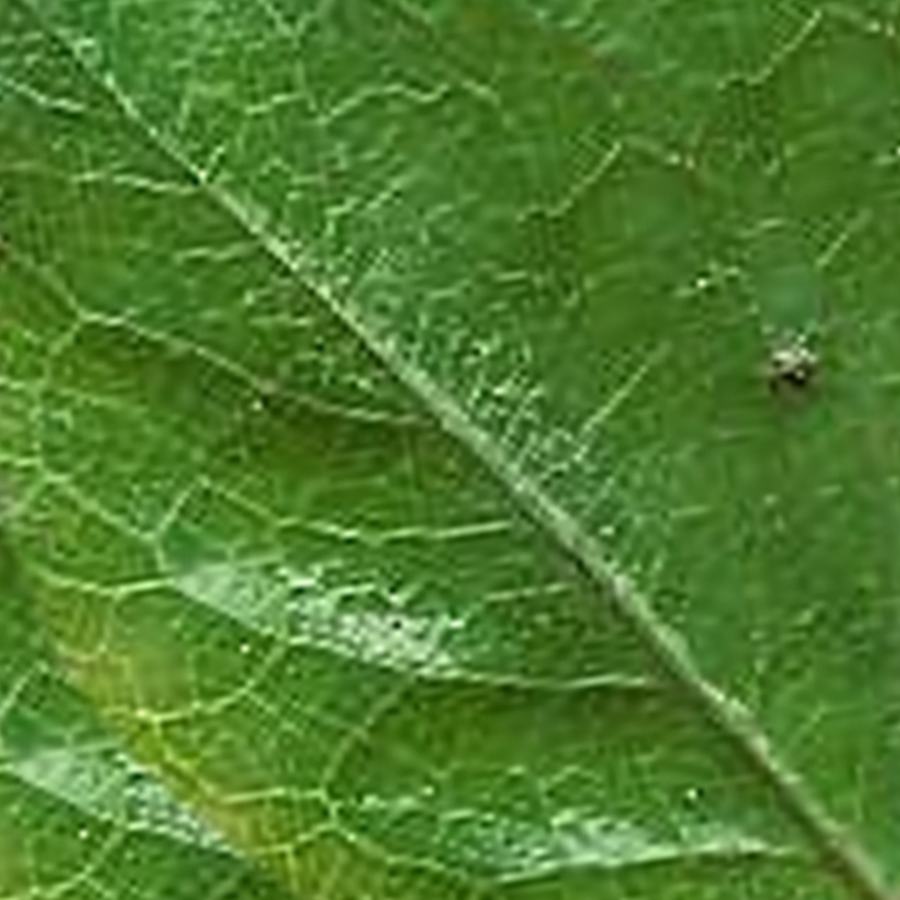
[2,1,898,897]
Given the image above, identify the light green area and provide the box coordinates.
[1,1,898,897]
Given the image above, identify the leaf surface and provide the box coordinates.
[1,1,899,898]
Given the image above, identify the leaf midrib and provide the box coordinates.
[14,2,892,896]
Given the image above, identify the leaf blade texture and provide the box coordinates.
[1,1,898,898]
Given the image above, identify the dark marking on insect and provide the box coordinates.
[766,338,819,393]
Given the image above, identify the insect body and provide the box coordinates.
[767,337,818,393]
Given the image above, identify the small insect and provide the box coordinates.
[766,336,819,393]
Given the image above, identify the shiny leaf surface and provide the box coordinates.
[1,2,899,898]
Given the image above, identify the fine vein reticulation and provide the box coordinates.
[3,1,898,898]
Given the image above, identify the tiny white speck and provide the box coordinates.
[78,828,90,840]
[239,642,251,655]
